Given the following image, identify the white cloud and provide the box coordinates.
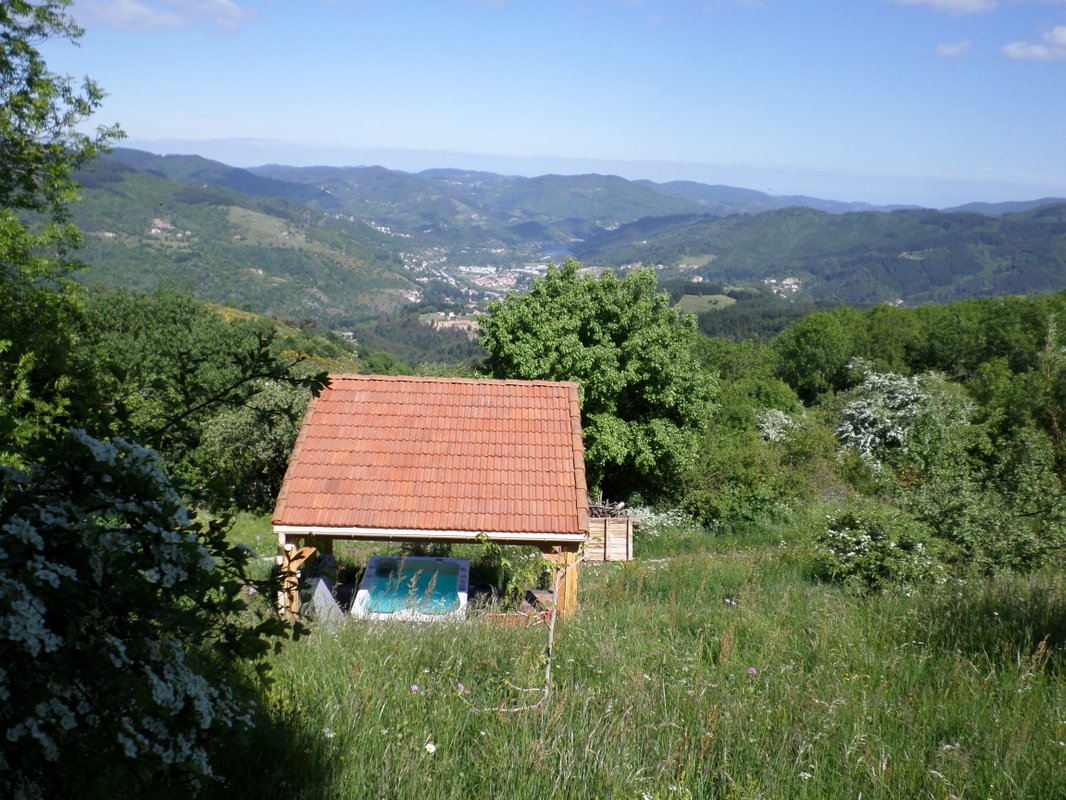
[74,0,254,33]
[892,0,997,14]
[1001,25,1066,61]
[936,40,973,57]
[1046,25,1066,46]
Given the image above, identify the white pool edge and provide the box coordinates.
[351,555,470,621]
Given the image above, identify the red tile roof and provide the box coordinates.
[272,375,589,536]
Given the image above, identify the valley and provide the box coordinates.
[69,148,1066,346]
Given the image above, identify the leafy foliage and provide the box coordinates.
[682,429,792,528]
[73,287,329,511]
[197,379,310,511]
[577,204,1066,306]
[0,430,295,798]
[479,260,717,500]
[813,499,945,589]
[826,358,1066,573]
[0,1,120,220]
[0,0,120,465]
[901,425,1066,573]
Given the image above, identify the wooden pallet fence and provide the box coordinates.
[584,517,634,562]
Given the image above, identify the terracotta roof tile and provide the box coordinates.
[273,374,589,535]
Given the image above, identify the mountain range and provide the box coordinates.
[67,148,1066,325]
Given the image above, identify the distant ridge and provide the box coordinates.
[637,180,921,216]
[106,147,1065,221]
[944,198,1066,216]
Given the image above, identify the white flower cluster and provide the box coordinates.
[835,361,928,465]
[755,408,798,443]
[627,504,696,537]
[1,430,256,794]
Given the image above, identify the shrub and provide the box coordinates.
[0,430,293,798]
[684,431,792,529]
[902,426,1066,573]
[813,499,945,590]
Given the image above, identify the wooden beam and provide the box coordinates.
[540,543,581,617]
[277,544,317,621]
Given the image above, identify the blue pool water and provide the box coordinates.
[366,564,460,614]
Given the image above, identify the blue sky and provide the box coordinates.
[42,0,1066,206]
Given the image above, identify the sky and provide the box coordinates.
[38,0,1066,207]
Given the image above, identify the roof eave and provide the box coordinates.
[273,524,588,545]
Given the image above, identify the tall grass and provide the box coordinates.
[208,523,1066,799]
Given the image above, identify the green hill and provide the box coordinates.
[249,164,700,248]
[71,157,415,325]
[575,205,1066,305]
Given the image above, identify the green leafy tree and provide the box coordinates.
[479,260,717,500]
[773,307,862,402]
[859,303,922,373]
[77,288,327,510]
[0,0,120,464]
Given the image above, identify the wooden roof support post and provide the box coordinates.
[541,543,581,617]
[276,540,317,622]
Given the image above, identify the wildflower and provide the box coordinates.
[323,727,335,739]
[724,597,738,607]
[747,667,758,675]
[456,682,467,693]
[410,684,421,693]
[425,741,436,754]
[798,771,812,780]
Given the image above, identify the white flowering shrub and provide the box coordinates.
[0,430,293,799]
[627,504,696,537]
[813,500,945,590]
[834,361,928,465]
[755,408,798,443]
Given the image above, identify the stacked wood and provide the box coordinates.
[584,517,634,562]
[589,499,629,518]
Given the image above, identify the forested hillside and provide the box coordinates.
[70,156,415,324]
[576,204,1066,304]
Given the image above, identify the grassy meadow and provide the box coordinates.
[211,510,1066,800]
[674,294,737,315]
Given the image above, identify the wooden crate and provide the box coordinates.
[584,517,634,562]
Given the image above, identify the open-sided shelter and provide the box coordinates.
[272,374,590,613]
